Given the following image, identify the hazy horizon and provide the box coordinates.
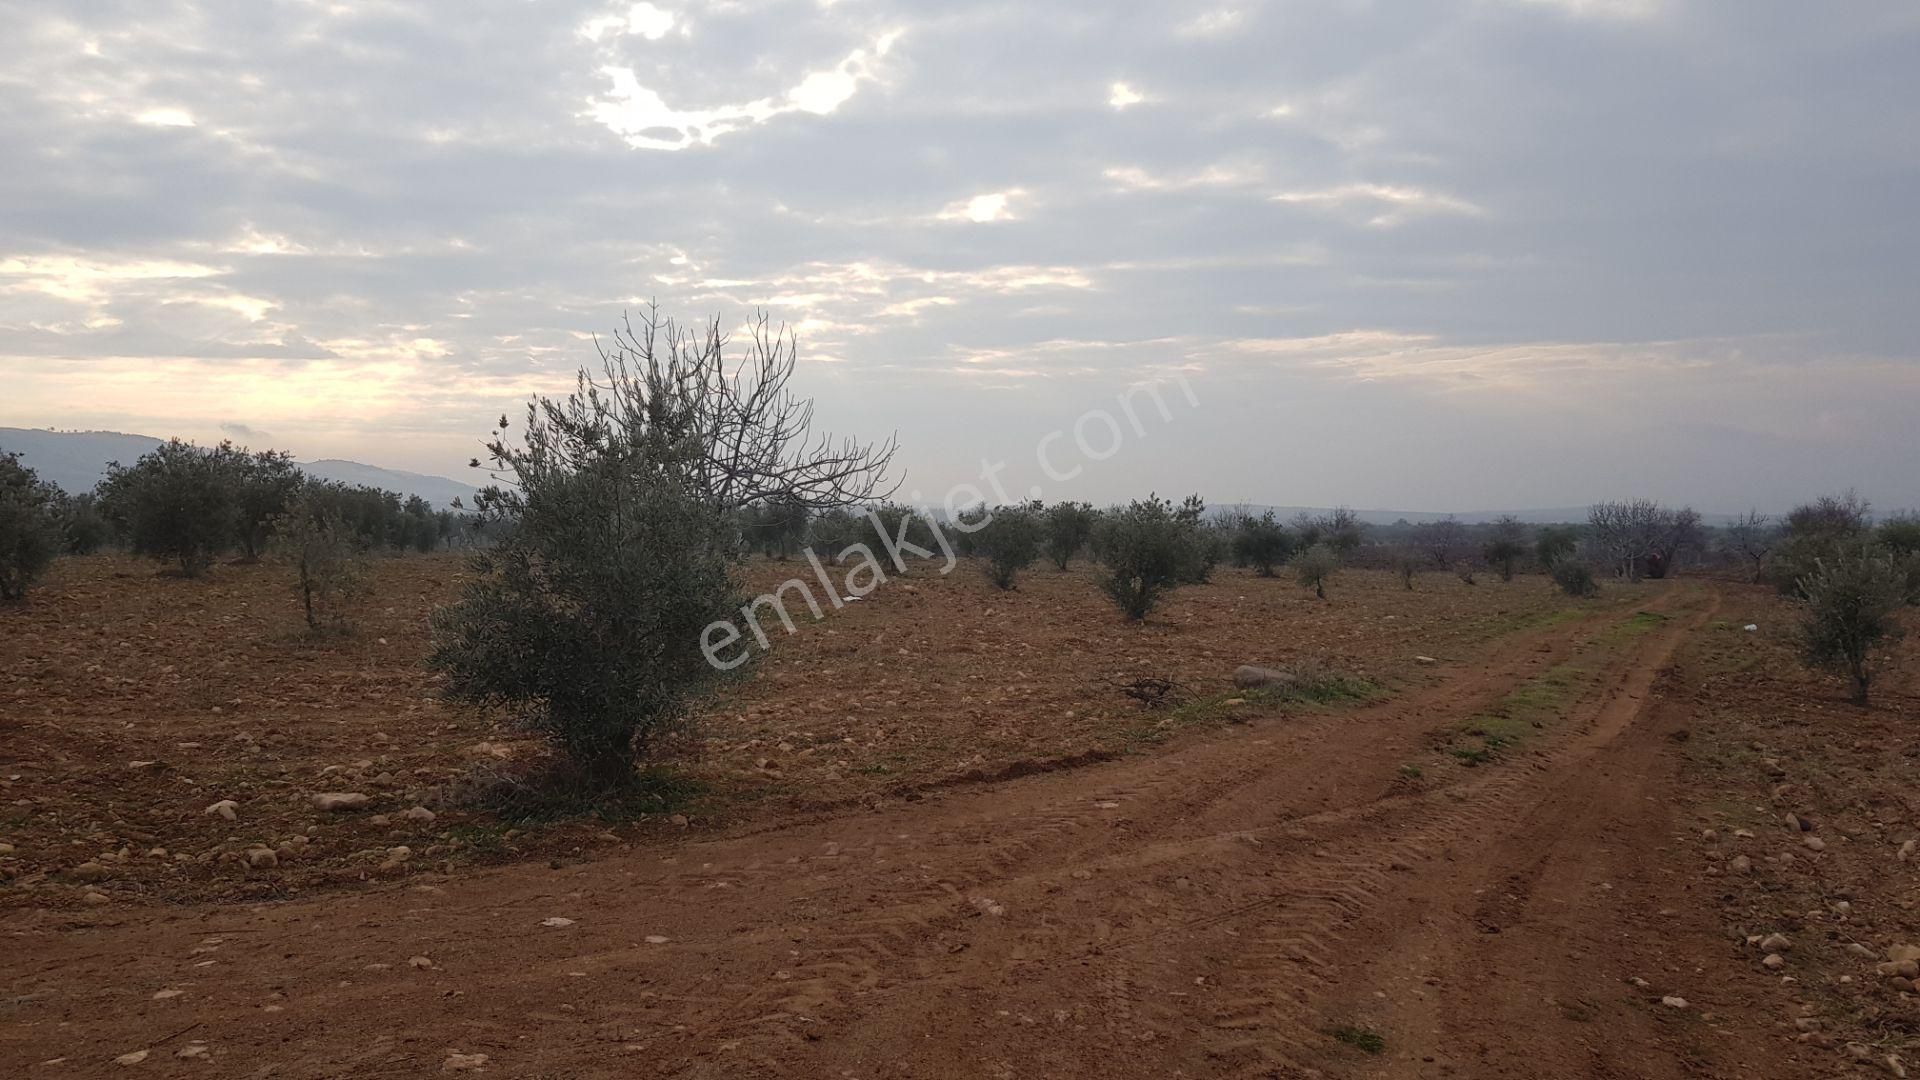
[4,2,1918,511]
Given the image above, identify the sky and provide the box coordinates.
[2,0,1917,514]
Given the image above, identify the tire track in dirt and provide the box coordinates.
[0,591,1698,1079]
[655,592,1708,1076]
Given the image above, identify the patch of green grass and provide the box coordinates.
[1436,607,1670,767]
[1600,609,1670,644]
[1328,1025,1386,1054]
[1286,674,1384,706]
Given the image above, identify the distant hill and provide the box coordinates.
[1219,505,1745,527]
[0,427,480,508]
[299,459,479,508]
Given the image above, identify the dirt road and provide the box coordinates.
[1,582,1799,1078]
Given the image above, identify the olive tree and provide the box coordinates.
[1231,510,1294,577]
[272,489,369,632]
[978,503,1043,589]
[232,447,305,559]
[97,439,238,577]
[1293,543,1339,599]
[0,453,62,604]
[1042,501,1096,569]
[432,308,894,786]
[1093,495,1201,619]
[1798,546,1907,705]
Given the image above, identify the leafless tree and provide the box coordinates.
[474,306,898,512]
[1587,499,1666,581]
[1587,500,1702,580]
[1411,516,1466,568]
[1724,510,1776,583]
[1647,506,1704,578]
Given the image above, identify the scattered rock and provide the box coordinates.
[83,891,112,906]
[541,917,575,928]
[442,1052,489,1071]
[1730,855,1752,873]
[1661,996,1689,1009]
[401,806,437,824]
[114,1050,149,1066]
[409,956,434,969]
[644,935,670,944]
[1414,655,1439,665]
[381,846,413,870]
[175,1045,208,1060]
[204,800,238,822]
[1763,953,1786,970]
[1760,933,1793,953]
[152,989,183,1001]
[312,792,371,812]
[1900,840,1916,862]
[1848,943,1879,960]
[71,861,111,883]
[1231,665,1293,689]
[246,848,278,869]
[1804,836,1826,852]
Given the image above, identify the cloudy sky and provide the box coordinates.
[3,0,1917,512]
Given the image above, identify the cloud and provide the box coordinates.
[1269,183,1484,226]
[937,190,1022,223]
[0,0,1916,511]
[1108,82,1146,110]
[580,3,676,42]
[587,30,901,150]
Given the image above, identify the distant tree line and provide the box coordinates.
[0,437,485,602]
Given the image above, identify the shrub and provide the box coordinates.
[272,489,369,632]
[1293,543,1338,599]
[1770,492,1876,596]
[1482,515,1526,581]
[978,503,1043,589]
[1232,510,1294,577]
[1534,526,1578,569]
[56,492,112,554]
[97,438,238,577]
[1879,514,1920,558]
[1551,559,1599,598]
[1293,507,1366,555]
[1392,550,1419,590]
[1093,495,1200,619]
[1798,546,1907,705]
[1042,501,1097,569]
[0,453,62,603]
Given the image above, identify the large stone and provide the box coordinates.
[1232,665,1295,690]
[311,792,371,812]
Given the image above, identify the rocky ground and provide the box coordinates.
[1,553,1597,907]
[2,559,1915,1078]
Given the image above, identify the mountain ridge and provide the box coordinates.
[0,427,481,509]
